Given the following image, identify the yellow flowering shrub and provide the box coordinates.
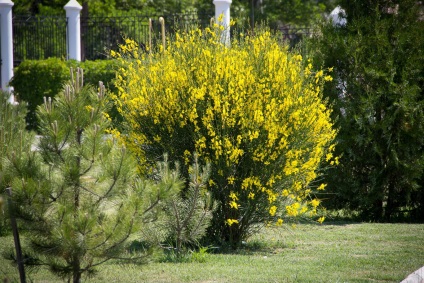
[112,27,337,246]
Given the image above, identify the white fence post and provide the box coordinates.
[0,0,15,103]
[64,0,82,61]
[213,0,232,45]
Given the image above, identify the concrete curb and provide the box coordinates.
[401,267,424,283]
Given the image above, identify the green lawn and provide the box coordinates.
[1,223,423,282]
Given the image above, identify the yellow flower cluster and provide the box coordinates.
[226,219,239,226]
[112,27,336,231]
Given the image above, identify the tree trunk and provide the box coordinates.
[72,126,83,282]
[72,268,81,283]
[6,188,26,283]
[385,179,396,221]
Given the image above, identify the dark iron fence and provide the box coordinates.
[80,12,215,60]
[81,15,150,61]
[161,12,214,31]
[278,25,315,48]
[10,13,312,64]
[12,16,68,66]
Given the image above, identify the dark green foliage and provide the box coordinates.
[311,0,424,221]
[12,0,65,15]
[13,0,337,27]
[189,0,337,28]
[255,0,335,27]
[12,0,199,15]
[10,58,117,130]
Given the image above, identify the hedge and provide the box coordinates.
[9,58,117,131]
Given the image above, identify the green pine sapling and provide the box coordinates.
[3,68,178,282]
[161,154,215,258]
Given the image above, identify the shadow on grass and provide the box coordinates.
[209,237,296,256]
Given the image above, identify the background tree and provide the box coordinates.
[12,0,198,15]
[311,0,424,221]
[254,0,335,27]
[12,0,336,26]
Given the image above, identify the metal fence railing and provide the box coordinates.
[277,25,315,48]
[10,14,313,64]
[12,16,68,66]
[160,12,215,31]
[80,13,215,60]
[81,15,150,61]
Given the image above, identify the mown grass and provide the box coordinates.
[1,222,423,282]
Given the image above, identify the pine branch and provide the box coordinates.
[180,182,200,235]
[96,148,126,204]
[102,209,138,255]
[189,208,209,240]
[142,193,161,216]
[79,184,102,199]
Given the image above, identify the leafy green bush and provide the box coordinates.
[10,58,117,131]
[77,59,117,93]
[10,58,68,130]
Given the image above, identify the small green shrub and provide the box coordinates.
[10,58,117,131]
[190,246,211,263]
[10,58,68,130]
[159,245,211,263]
